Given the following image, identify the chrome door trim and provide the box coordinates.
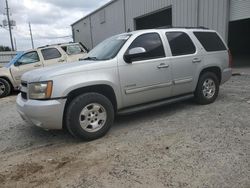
[173,78,193,85]
[125,82,172,95]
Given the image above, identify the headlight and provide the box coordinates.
[29,81,53,100]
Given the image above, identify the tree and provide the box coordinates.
[0,45,11,51]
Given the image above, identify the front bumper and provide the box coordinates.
[16,94,66,130]
[221,68,232,85]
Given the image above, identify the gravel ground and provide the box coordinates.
[0,75,249,188]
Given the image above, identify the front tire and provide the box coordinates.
[194,72,219,105]
[66,93,114,141]
[0,78,11,98]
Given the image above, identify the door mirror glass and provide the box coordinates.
[124,47,147,63]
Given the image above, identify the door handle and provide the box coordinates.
[157,63,169,69]
[192,58,202,63]
[34,64,42,67]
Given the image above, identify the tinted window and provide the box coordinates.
[41,48,61,60]
[17,51,39,65]
[62,44,84,55]
[194,32,227,52]
[127,33,165,60]
[166,32,196,56]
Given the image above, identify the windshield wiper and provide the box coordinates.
[82,57,99,61]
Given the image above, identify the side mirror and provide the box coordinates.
[124,47,146,63]
[14,60,22,67]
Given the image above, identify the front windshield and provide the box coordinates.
[85,34,131,61]
[5,52,24,68]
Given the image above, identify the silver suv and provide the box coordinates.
[16,28,232,140]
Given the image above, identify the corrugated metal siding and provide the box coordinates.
[72,18,93,49]
[125,0,173,30]
[90,0,125,46]
[72,0,229,49]
[125,0,198,30]
[230,0,250,21]
[198,0,229,40]
[173,0,198,27]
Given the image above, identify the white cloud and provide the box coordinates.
[0,0,111,50]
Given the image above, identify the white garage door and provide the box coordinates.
[230,0,250,21]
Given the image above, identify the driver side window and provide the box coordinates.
[17,51,40,66]
[126,33,165,61]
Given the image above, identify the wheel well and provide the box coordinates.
[199,67,222,84]
[0,77,13,90]
[63,85,117,130]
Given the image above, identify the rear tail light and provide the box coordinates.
[228,50,233,68]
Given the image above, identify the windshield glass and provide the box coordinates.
[85,34,131,61]
[5,52,24,68]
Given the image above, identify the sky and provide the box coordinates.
[0,0,111,51]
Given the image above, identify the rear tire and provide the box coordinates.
[0,78,11,98]
[66,93,114,141]
[194,72,219,105]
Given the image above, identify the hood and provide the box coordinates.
[21,60,112,83]
[0,66,10,76]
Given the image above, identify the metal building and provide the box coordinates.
[72,0,250,66]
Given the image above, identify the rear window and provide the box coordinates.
[41,48,61,60]
[166,32,196,56]
[61,44,84,55]
[193,32,227,52]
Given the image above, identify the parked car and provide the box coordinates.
[0,43,87,98]
[17,28,232,140]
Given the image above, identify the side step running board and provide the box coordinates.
[118,94,194,115]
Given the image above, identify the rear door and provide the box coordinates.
[165,31,201,96]
[118,32,173,107]
[40,47,66,66]
[10,51,43,84]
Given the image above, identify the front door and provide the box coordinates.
[118,33,172,108]
[10,51,43,85]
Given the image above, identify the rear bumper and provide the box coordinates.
[16,94,66,130]
[221,68,232,85]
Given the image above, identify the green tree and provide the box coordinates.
[0,45,11,51]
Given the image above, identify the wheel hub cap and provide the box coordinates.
[202,79,216,99]
[0,82,5,95]
[79,103,107,133]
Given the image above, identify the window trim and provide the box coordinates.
[125,32,166,62]
[41,47,62,61]
[15,51,40,66]
[166,31,197,57]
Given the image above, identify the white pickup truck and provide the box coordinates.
[0,42,87,98]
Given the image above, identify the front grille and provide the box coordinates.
[21,91,27,100]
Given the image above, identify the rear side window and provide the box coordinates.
[41,48,61,60]
[166,32,196,56]
[193,32,227,52]
[61,44,84,55]
[127,33,165,60]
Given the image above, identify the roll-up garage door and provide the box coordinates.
[230,0,250,21]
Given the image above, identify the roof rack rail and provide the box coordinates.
[159,26,209,29]
[37,42,76,49]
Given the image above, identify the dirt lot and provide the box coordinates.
[0,75,249,188]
